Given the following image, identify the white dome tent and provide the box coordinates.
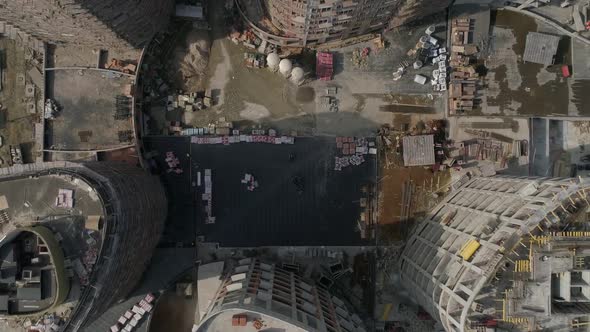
[278,59,292,77]
[290,67,305,85]
[266,52,280,72]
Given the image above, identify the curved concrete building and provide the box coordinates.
[237,0,452,47]
[0,162,167,330]
[399,175,590,332]
[196,258,366,332]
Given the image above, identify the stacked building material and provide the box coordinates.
[55,189,74,208]
[334,137,374,170]
[203,169,215,224]
[110,293,155,332]
[165,151,183,174]
[448,18,480,115]
[241,173,259,191]
[190,134,295,145]
[316,52,334,81]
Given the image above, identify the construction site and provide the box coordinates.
[1,0,590,332]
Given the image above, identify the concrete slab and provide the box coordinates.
[572,38,590,80]
[44,69,134,151]
[144,136,377,247]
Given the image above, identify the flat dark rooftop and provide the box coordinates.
[45,69,134,150]
[144,136,376,247]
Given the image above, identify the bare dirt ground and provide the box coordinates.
[0,37,39,165]
[143,1,450,138]
[168,27,210,93]
[49,44,140,68]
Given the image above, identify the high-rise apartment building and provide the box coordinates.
[399,175,590,332]
[0,0,174,49]
[236,0,452,47]
[196,258,366,332]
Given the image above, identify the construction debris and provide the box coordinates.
[105,58,137,74]
[9,145,23,165]
[167,92,207,112]
[244,52,266,68]
[44,99,59,119]
[165,151,183,174]
[241,173,259,191]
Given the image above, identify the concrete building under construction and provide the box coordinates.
[237,0,452,47]
[0,162,167,331]
[0,0,174,49]
[196,258,366,332]
[399,175,590,332]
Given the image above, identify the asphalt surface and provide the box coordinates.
[144,135,376,247]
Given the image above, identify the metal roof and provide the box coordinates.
[523,32,560,66]
[402,135,435,166]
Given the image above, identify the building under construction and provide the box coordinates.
[196,258,366,332]
[399,175,590,332]
[237,0,452,47]
[0,0,174,49]
[0,162,167,331]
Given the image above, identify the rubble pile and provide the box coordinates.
[23,313,64,332]
[44,99,59,119]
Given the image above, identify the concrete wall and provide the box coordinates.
[0,0,174,49]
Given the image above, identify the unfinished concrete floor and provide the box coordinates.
[456,8,590,117]
[45,69,134,150]
[0,37,39,165]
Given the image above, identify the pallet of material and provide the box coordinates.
[452,45,465,53]
[463,85,476,94]
[463,45,478,55]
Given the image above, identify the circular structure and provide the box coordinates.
[400,175,590,332]
[278,59,292,77]
[266,52,280,72]
[0,226,68,315]
[413,61,423,69]
[426,25,436,35]
[290,67,304,85]
[0,162,167,331]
